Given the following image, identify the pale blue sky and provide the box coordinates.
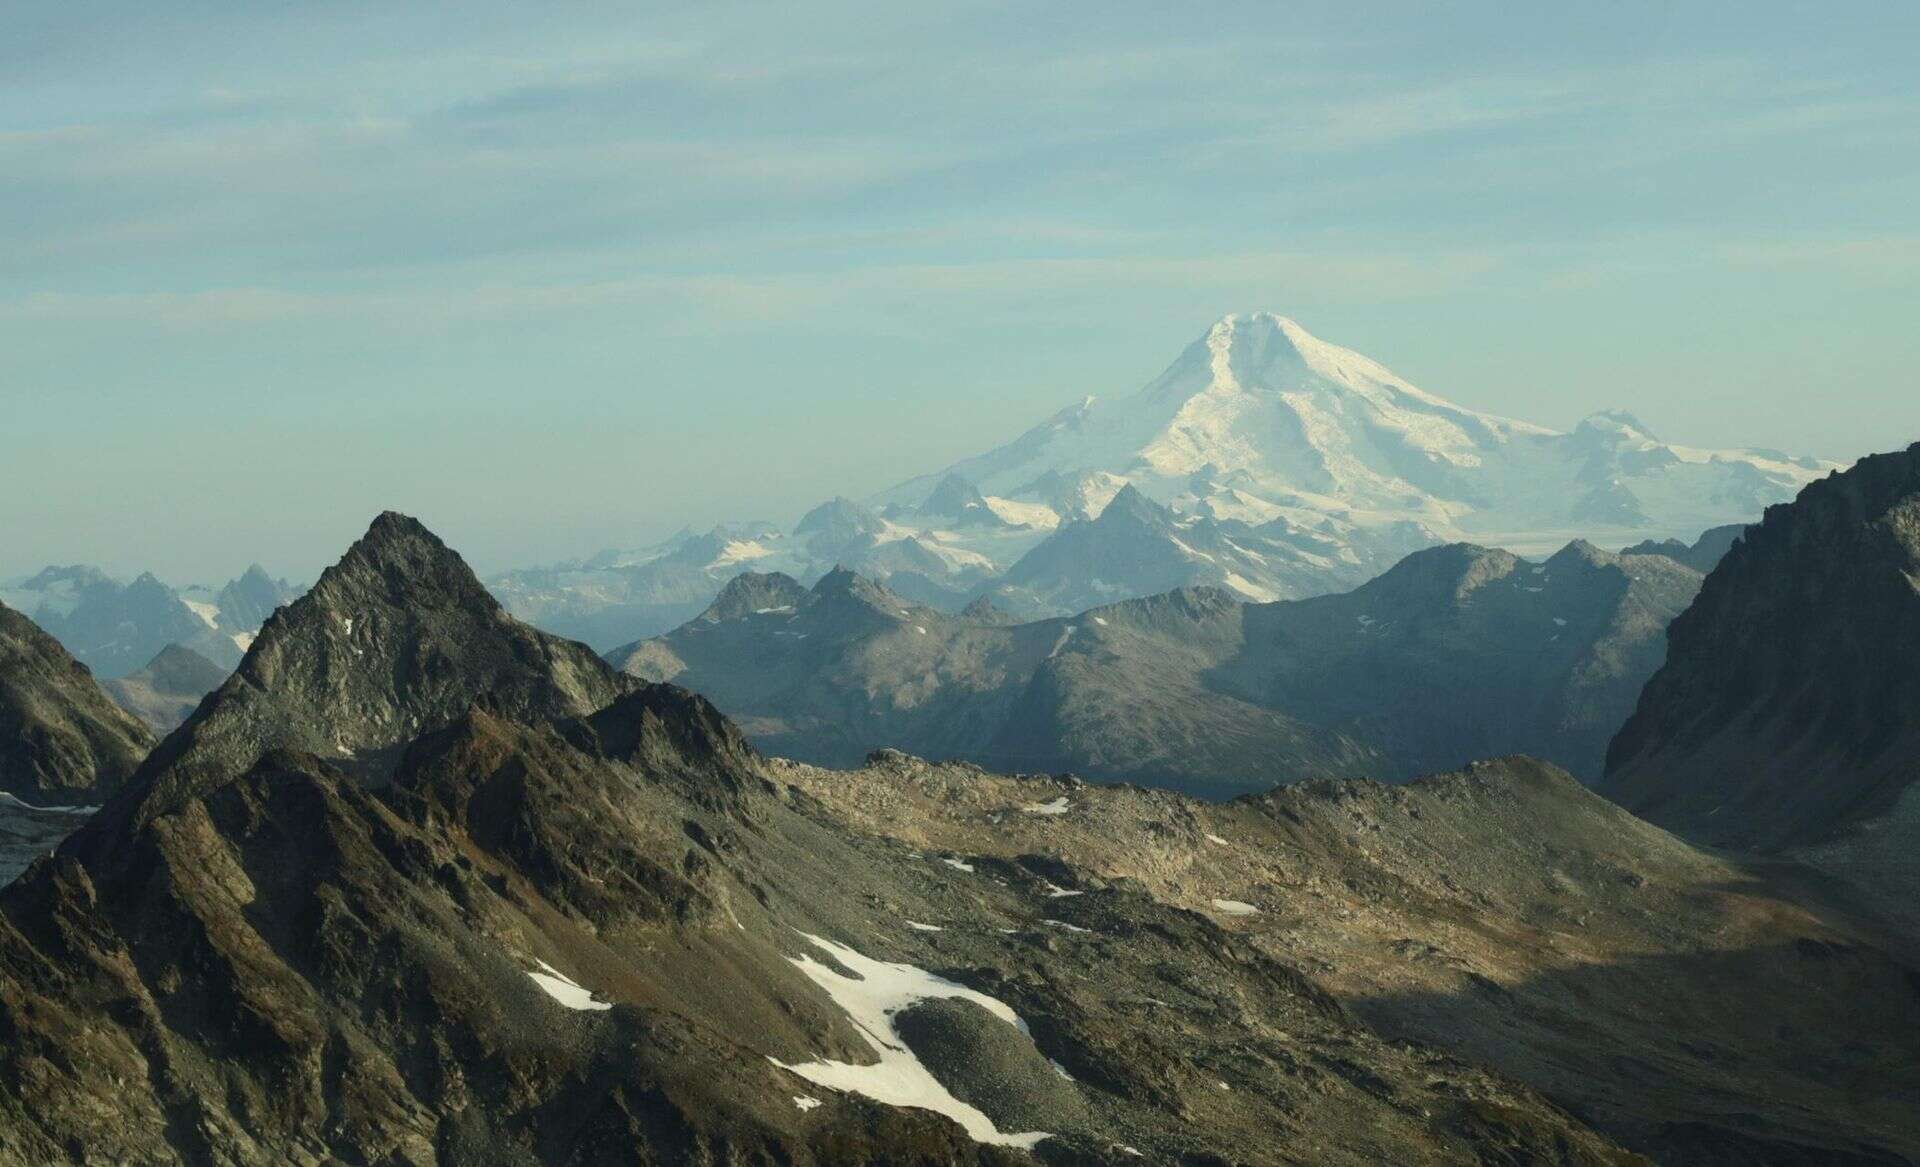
[4,1,1917,582]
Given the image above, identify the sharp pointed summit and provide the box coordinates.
[93,512,637,836]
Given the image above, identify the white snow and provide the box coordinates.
[1205,833,1229,846]
[1210,899,1260,916]
[905,921,944,932]
[1042,882,1084,899]
[1023,796,1071,816]
[914,625,927,635]
[754,605,795,615]
[709,539,776,569]
[183,599,220,629]
[230,631,256,653]
[982,496,1061,529]
[1043,919,1091,934]
[342,617,354,636]
[1552,616,1568,626]
[0,792,98,815]
[769,933,1051,1149]
[527,959,613,1011]
[1091,615,1108,625]
[1221,572,1280,602]
[940,857,975,873]
[792,1095,822,1112]
[862,312,1829,590]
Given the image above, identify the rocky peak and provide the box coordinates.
[1357,543,1520,609]
[1093,483,1169,531]
[138,643,227,693]
[20,564,111,592]
[303,510,501,617]
[94,512,637,836]
[215,564,296,629]
[919,474,1007,528]
[794,496,884,539]
[698,571,809,623]
[1544,539,1620,574]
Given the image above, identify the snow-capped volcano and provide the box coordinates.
[493,313,1837,640]
[880,312,1833,554]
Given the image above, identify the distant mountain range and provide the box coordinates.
[0,563,298,678]
[611,533,1713,797]
[496,312,1834,649]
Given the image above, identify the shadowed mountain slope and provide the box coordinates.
[1606,444,1920,935]
[613,539,1703,796]
[102,643,229,733]
[0,602,152,804]
[1607,443,1920,852]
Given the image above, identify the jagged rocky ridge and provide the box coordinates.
[1606,443,1920,865]
[2,513,1915,1163]
[612,538,1705,796]
[0,601,152,805]
[0,512,1672,1165]
[1618,524,1747,574]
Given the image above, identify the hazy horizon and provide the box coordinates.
[6,2,1917,582]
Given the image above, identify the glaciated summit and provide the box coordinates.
[881,311,1832,556]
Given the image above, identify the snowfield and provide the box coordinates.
[769,933,1052,1149]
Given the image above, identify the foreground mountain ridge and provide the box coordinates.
[83,511,635,845]
[1606,442,1920,887]
[0,511,1699,1164]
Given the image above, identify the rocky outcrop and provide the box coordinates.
[92,511,636,842]
[0,602,152,804]
[1605,442,1920,852]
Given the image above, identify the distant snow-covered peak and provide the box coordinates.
[871,312,1831,556]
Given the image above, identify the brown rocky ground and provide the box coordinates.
[776,750,1920,1163]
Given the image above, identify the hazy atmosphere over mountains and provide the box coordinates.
[5,4,1919,1164]
[5,3,1917,581]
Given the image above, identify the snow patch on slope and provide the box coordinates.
[769,933,1051,1149]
